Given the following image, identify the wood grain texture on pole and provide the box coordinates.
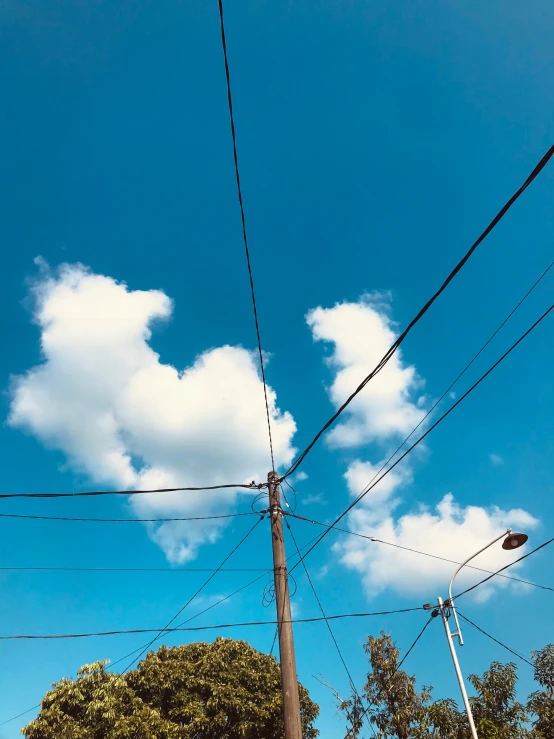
[268,471,303,739]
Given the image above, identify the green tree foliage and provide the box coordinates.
[469,662,528,739]
[334,631,464,739]
[527,645,554,739]
[362,632,429,739]
[338,632,554,739]
[23,638,319,739]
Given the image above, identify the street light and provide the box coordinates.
[424,528,528,739]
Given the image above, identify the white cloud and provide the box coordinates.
[489,453,505,467]
[295,471,309,482]
[339,490,539,601]
[308,294,539,600]
[290,600,302,618]
[343,458,412,523]
[9,263,296,562]
[302,493,327,506]
[306,295,426,448]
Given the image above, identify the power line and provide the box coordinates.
[120,516,264,673]
[454,535,554,601]
[0,608,423,641]
[288,513,554,593]
[0,558,298,730]
[319,258,554,520]
[283,144,554,480]
[397,615,436,671]
[0,567,272,731]
[457,611,533,667]
[110,529,324,671]
[0,531,323,576]
[109,571,271,671]
[0,704,40,728]
[0,481,262,500]
[285,519,372,733]
[0,566,269,573]
[217,0,275,472]
[0,511,257,523]
[288,300,554,575]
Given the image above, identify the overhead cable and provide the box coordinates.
[397,615,436,671]
[217,0,275,471]
[457,611,533,667]
[288,300,554,575]
[285,518,370,731]
[112,529,324,670]
[0,482,261,500]
[0,705,40,729]
[283,145,554,480]
[121,515,264,672]
[320,258,554,518]
[0,511,257,523]
[0,608,423,641]
[0,566,269,573]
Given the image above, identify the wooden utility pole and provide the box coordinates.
[268,470,303,739]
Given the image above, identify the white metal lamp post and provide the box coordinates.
[424,528,528,739]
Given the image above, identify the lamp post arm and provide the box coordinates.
[447,528,511,645]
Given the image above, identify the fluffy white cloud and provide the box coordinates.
[306,295,426,448]
[308,294,539,600]
[489,453,505,467]
[340,488,539,601]
[9,262,296,562]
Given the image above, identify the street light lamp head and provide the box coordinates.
[502,532,528,550]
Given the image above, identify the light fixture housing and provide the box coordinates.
[502,532,528,550]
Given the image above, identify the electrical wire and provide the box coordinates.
[217,0,275,472]
[288,300,554,575]
[120,516,264,673]
[453,535,554,601]
[285,518,372,733]
[318,258,554,520]
[2,538,319,728]
[0,511,258,523]
[283,478,299,513]
[283,145,554,480]
[457,611,533,667]
[0,566,269,573]
[269,627,278,657]
[0,482,262,500]
[112,529,323,671]
[0,608,424,640]
[0,704,40,728]
[397,615,436,671]
[288,513,554,593]
[109,570,272,671]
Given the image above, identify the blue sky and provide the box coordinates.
[2,1,554,736]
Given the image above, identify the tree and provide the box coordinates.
[356,632,469,739]
[362,632,429,739]
[338,631,554,739]
[23,638,319,739]
[527,644,554,738]
[469,662,528,739]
